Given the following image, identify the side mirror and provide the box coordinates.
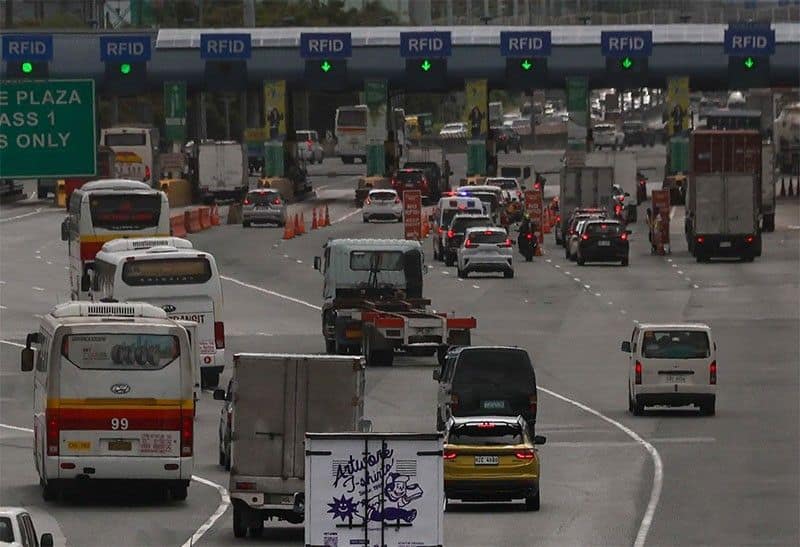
[432,369,441,381]
[26,332,41,348]
[21,348,35,371]
[213,389,226,401]
[60,219,69,241]
[621,341,631,353]
[313,256,321,271]
[534,435,547,445]
[40,534,54,547]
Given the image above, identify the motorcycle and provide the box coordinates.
[518,231,537,262]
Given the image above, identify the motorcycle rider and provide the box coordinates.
[518,213,536,248]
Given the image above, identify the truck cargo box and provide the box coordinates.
[691,130,761,175]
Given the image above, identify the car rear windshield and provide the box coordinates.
[442,208,482,227]
[104,133,147,146]
[90,194,162,230]
[585,222,623,235]
[370,191,397,201]
[337,109,366,127]
[122,257,213,286]
[397,171,423,183]
[62,334,180,370]
[488,179,517,190]
[642,331,711,359]
[451,217,492,232]
[453,348,535,388]
[350,250,404,271]
[468,231,507,244]
[246,192,280,205]
[448,422,523,446]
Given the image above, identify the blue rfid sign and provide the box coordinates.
[99,36,151,62]
[601,31,653,58]
[2,34,53,61]
[500,31,552,57]
[300,33,352,59]
[200,33,251,60]
[724,25,775,56]
[400,32,451,58]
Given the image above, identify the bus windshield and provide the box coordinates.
[90,194,162,230]
[337,109,366,127]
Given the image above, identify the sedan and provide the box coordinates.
[213,380,234,470]
[457,227,513,279]
[444,416,546,511]
[362,189,402,223]
[576,219,630,266]
[241,189,286,228]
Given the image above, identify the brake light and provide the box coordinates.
[620,232,628,241]
[46,408,59,456]
[745,234,754,244]
[476,422,495,429]
[438,227,444,234]
[696,236,705,244]
[450,393,460,411]
[529,394,537,416]
[526,233,533,240]
[443,450,458,460]
[464,239,476,248]
[615,204,623,215]
[272,197,282,205]
[181,412,193,457]
[499,238,512,248]
[214,322,225,349]
[581,233,589,241]
[515,449,536,460]
[243,198,252,205]
[235,481,256,490]
[709,361,717,385]
[634,361,642,384]
[447,230,455,239]
[144,165,151,182]
[395,197,401,204]
[364,198,371,206]
[556,215,561,223]
[484,230,493,235]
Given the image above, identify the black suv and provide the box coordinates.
[575,219,630,266]
[443,214,493,266]
[492,126,522,153]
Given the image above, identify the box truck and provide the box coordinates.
[555,165,615,244]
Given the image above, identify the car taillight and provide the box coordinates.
[635,361,642,384]
[447,230,455,239]
[144,165,151,182]
[556,215,561,223]
[499,239,512,248]
[464,239,475,248]
[615,204,623,215]
[709,360,717,385]
[443,450,458,460]
[515,449,536,460]
[438,227,444,234]
[243,198,252,205]
[364,198,371,206]
[744,234,754,244]
[526,233,533,240]
[181,412,193,457]
[696,236,705,244]
[46,408,59,456]
[529,394,537,416]
[395,197,401,204]
[422,177,429,191]
[620,232,628,241]
[272,197,282,205]
[581,234,589,241]
[214,321,225,349]
[450,393,460,411]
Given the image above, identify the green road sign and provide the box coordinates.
[0,79,96,179]
[365,79,387,107]
[164,81,186,143]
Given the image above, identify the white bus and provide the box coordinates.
[100,126,160,184]
[20,302,195,501]
[335,105,367,164]
[92,238,226,389]
[61,179,170,301]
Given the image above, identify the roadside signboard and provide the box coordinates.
[200,33,251,60]
[403,190,423,241]
[0,79,96,179]
[164,81,186,143]
[99,35,151,62]
[300,32,352,59]
[724,24,775,56]
[1,34,53,61]
[524,189,544,243]
[500,31,552,57]
[400,31,451,58]
[601,30,653,58]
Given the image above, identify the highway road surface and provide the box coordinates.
[1,147,798,546]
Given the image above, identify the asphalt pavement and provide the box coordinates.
[1,148,798,546]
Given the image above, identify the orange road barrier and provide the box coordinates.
[311,208,318,230]
[283,217,295,239]
[170,214,187,237]
[323,205,331,226]
[185,209,203,233]
[199,207,212,229]
[211,205,221,226]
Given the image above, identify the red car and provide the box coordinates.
[392,168,431,201]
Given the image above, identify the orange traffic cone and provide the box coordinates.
[421,217,429,238]
[300,212,307,234]
[282,217,294,240]
[311,208,318,230]
[543,210,551,234]
[323,205,330,226]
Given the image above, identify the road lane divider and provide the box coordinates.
[0,208,44,223]
[220,275,322,311]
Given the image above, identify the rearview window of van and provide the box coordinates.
[454,349,535,387]
[642,331,710,359]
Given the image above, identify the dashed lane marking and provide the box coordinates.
[0,340,25,348]
[32,287,45,292]
[221,275,322,311]
[693,284,700,289]
[0,208,44,223]
[332,209,361,224]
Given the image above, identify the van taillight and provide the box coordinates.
[529,394,537,417]
[214,322,225,349]
[181,413,193,457]
[709,361,717,385]
[46,408,59,456]
[635,361,642,384]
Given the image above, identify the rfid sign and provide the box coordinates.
[100,36,151,62]
[400,32,451,58]
[2,34,53,61]
[300,33,352,59]
[601,31,652,58]
[500,31,551,57]
[200,33,251,59]
[724,25,775,56]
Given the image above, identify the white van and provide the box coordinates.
[92,237,225,389]
[622,323,716,416]
[20,302,195,501]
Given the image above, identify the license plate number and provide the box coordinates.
[665,375,687,383]
[67,441,90,451]
[720,241,732,248]
[108,440,132,451]
[598,240,611,246]
[474,455,499,466]
[481,400,506,410]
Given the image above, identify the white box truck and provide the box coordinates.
[305,432,444,547]
[226,353,368,538]
[556,165,615,243]
[587,150,639,222]
[194,140,247,201]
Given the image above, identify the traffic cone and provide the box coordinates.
[282,217,294,240]
[300,212,307,234]
[323,205,331,226]
[311,208,318,230]
[543,210,551,234]
[293,213,302,236]
[780,178,786,197]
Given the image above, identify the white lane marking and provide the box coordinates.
[583,284,591,289]
[667,258,672,263]
[671,264,677,268]
[545,259,552,263]
[677,270,683,275]
[685,277,691,282]
[594,292,602,297]
[669,206,676,220]
[538,386,663,547]
[181,476,231,547]
[35,250,41,254]
[554,264,561,269]
[564,271,571,275]
[0,305,6,310]
[46,261,52,265]
[608,301,614,305]
[472,284,480,289]
[693,284,700,289]
[442,271,450,275]
[0,208,43,223]
[296,259,303,264]
[573,277,581,282]
[221,275,322,311]
[0,423,33,432]
[0,281,5,285]
[32,286,45,292]
[0,340,25,348]
[332,209,361,224]
[621,309,628,314]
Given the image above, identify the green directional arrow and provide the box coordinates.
[321,60,332,73]
[520,59,533,71]
[743,56,755,69]
[420,59,432,72]
[620,57,633,69]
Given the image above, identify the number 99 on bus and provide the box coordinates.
[111,418,129,430]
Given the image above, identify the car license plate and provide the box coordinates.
[108,440,132,451]
[665,375,687,383]
[598,240,611,246]
[474,455,499,466]
[67,441,90,451]
[720,241,732,248]
[481,400,506,410]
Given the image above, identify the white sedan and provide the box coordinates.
[362,189,402,223]
[0,507,54,546]
[457,226,514,279]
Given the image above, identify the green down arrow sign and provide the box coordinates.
[620,57,633,69]
[321,60,332,73]
[520,59,533,71]
[420,59,432,72]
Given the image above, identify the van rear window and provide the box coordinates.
[122,258,212,286]
[453,349,535,387]
[642,331,710,359]
[63,334,180,370]
[104,133,147,146]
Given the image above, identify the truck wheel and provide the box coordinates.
[233,504,248,538]
[42,480,61,502]
[763,213,775,232]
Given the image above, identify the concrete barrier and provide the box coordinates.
[185,209,203,233]
[199,207,212,229]
[170,213,187,237]
[227,203,243,224]
[159,178,193,208]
